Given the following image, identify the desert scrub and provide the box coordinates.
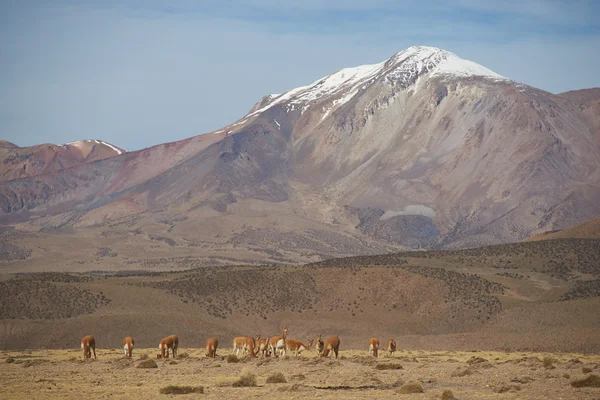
[5,357,14,364]
[233,368,257,387]
[227,354,239,363]
[396,381,423,394]
[441,390,457,400]
[159,385,204,394]
[375,363,403,370]
[571,374,600,388]
[137,359,158,369]
[543,356,556,369]
[266,372,287,384]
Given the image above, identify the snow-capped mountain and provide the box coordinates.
[1,46,599,260]
[245,46,506,119]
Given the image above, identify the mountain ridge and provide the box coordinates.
[1,45,599,265]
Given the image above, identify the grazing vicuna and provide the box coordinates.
[269,326,288,357]
[285,339,314,357]
[81,335,96,360]
[232,335,260,357]
[321,335,340,359]
[386,338,397,357]
[257,336,271,358]
[123,336,134,358]
[158,335,179,359]
[368,338,379,358]
[205,337,218,358]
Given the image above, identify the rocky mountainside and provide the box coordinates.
[1,46,599,265]
[0,139,125,182]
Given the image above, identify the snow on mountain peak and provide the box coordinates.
[387,46,505,82]
[244,45,507,119]
[61,139,124,155]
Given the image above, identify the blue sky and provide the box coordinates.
[1,1,599,151]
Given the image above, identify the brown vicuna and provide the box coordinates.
[81,335,96,360]
[257,336,271,358]
[158,335,179,359]
[123,336,134,358]
[315,335,324,357]
[285,339,314,357]
[205,337,218,358]
[321,335,340,359]
[269,326,288,357]
[386,338,397,357]
[232,335,260,357]
[368,338,379,358]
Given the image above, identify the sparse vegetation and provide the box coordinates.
[441,390,458,400]
[583,367,592,373]
[396,381,423,394]
[232,368,257,387]
[5,357,15,364]
[266,372,287,384]
[375,363,403,370]
[138,354,149,360]
[137,359,158,369]
[543,356,556,369]
[227,354,239,363]
[571,374,600,388]
[159,385,203,394]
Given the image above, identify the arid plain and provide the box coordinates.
[2,347,600,399]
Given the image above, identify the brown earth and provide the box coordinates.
[1,238,598,353]
[1,348,599,399]
[524,217,600,241]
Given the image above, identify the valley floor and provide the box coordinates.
[1,348,599,399]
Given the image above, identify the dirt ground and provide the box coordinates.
[1,347,599,399]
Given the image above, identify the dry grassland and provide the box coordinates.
[2,348,600,399]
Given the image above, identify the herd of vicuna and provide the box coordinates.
[80,327,398,361]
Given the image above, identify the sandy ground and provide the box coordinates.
[1,348,599,399]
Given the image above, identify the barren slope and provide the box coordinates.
[1,46,599,260]
[1,238,598,353]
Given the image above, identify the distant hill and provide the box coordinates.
[0,139,125,182]
[525,217,600,241]
[1,238,598,353]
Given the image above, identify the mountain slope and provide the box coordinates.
[0,46,599,263]
[1,238,599,352]
[524,216,600,241]
[0,139,126,182]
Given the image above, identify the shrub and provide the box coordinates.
[159,385,204,394]
[178,352,189,359]
[137,359,158,369]
[563,373,570,379]
[451,368,475,377]
[571,374,600,388]
[5,357,14,364]
[441,390,457,400]
[266,372,287,384]
[543,356,555,369]
[375,363,403,370]
[233,368,257,387]
[227,354,239,363]
[396,381,423,394]
[582,367,592,373]
[139,354,149,360]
